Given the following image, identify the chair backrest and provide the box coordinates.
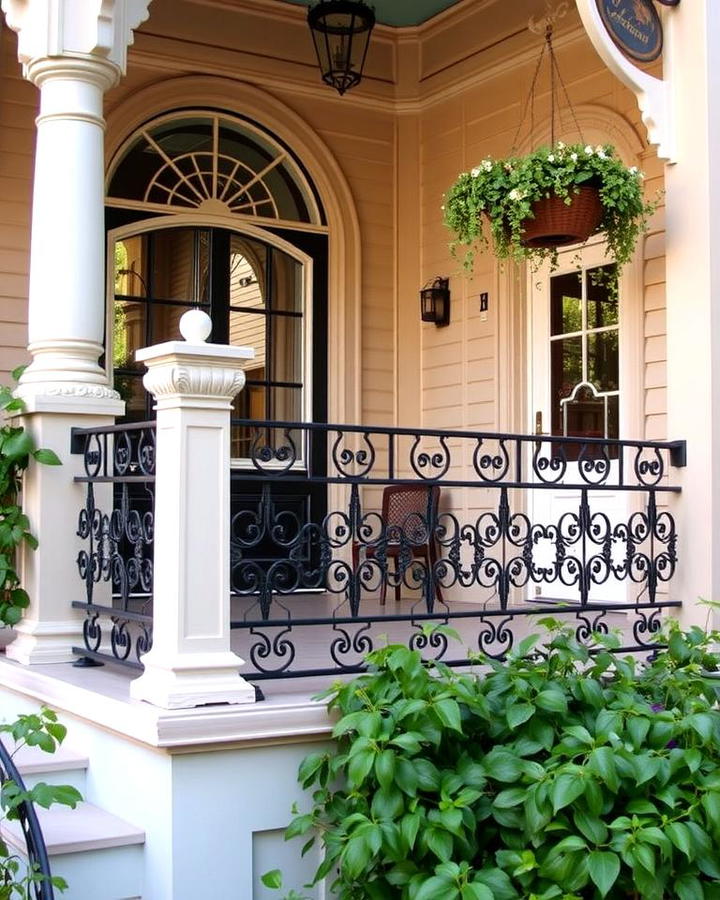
[382,485,440,544]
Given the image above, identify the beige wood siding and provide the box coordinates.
[0,26,33,383]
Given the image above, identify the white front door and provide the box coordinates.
[529,241,628,604]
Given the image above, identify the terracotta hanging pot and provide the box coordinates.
[519,185,604,249]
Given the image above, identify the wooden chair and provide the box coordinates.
[352,484,443,605]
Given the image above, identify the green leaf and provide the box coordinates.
[535,689,568,714]
[573,808,608,844]
[414,876,457,900]
[687,712,716,743]
[674,873,704,900]
[434,698,463,733]
[506,703,534,729]
[551,773,586,813]
[261,870,283,889]
[425,827,453,862]
[32,448,62,466]
[461,885,493,900]
[375,749,396,790]
[493,787,526,809]
[589,746,619,792]
[666,821,692,859]
[483,750,523,782]
[348,750,375,787]
[2,430,33,459]
[342,835,373,880]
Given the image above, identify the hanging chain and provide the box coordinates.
[511,1,585,153]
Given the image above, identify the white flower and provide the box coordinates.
[482,159,493,171]
[570,152,578,162]
[556,141,565,150]
[504,162,513,171]
[629,166,638,174]
[547,154,555,162]
[440,204,445,210]
[508,188,525,201]
[471,167,481,177]
[596,148,607,159]
[584,145,594,155]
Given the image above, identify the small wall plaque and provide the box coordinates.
[595,0,663,63]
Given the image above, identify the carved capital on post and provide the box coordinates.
[1,0,152,79]
[142,363,247,405]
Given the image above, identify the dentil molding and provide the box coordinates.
[1,0,152,77]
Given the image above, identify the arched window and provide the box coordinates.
[105,111,328,440]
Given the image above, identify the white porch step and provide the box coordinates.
[11,741,89,794]
[3,799,145,900]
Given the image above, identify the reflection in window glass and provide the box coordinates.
[587,331,619,392]
[586,265,618,328]
[550,272,582,336]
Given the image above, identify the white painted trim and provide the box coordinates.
[0,658,333,749]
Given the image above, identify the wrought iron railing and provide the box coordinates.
[0,738,55,899]
[71,422,155,669]
[228,420,685,679]
[71,418,685,677]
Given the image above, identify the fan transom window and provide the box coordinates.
[107,112,324,226]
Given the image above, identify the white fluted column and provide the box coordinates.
[130,311,256,709]
[1,0,151,664]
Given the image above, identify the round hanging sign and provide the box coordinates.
[595,0,663,63]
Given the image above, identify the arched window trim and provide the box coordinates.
[106,110,326,230]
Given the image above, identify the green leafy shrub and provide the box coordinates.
[0,707,82,896]
[0,374,60,629]
[281,622,720,899]
[443,142,657,272]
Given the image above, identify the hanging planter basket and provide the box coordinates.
[519,184,604,249]
[441,7,658,272]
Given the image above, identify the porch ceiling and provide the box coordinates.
[279,0,462,27]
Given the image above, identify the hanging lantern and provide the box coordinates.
[307,1,375,96]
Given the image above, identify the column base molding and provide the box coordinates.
[6,619,85,666]
[129,651,257,710]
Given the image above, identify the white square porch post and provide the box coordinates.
[129,311,256,708]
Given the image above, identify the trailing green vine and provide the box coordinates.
[0,372,60,629]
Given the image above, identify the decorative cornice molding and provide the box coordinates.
[1,0,152,78]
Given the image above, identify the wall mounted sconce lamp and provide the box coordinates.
[307,0,376,96]
[420,277,450,327]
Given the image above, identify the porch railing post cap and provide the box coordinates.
[179,309,212,344]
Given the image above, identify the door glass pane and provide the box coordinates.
[149,302,194,347]
[272,252,303,313]
[587,331,619,392]
[115,373,147,419]
[270,315,302,384]
[269,386,302,422]
[229,236,267,308]
[550,336,582,434]
[114,237,148,298]
[151,228,209,302]
[113,300,146,372]
[550,272,582,336]
[229,311,266,371]
[586,265,618,328]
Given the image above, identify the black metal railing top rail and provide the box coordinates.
[230,418,686,491]
[0,738,55,899]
